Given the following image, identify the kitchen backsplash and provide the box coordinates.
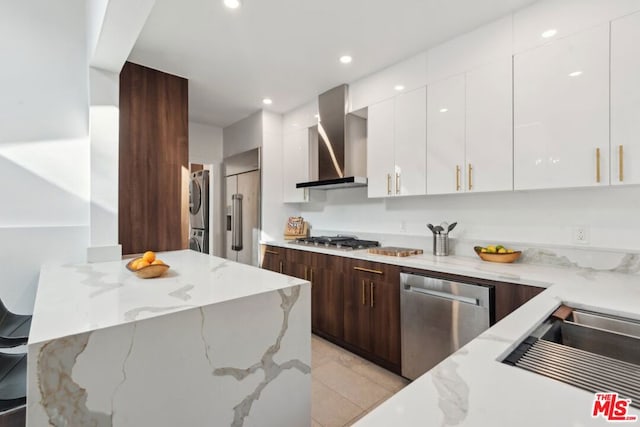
[308,228,640,275]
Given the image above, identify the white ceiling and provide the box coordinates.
[129,0,536,128]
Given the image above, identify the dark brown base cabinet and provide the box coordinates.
[261,245,543,377]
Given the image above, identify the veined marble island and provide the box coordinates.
[27,250,311,427]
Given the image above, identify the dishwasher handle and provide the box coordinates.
[404,285,480,306]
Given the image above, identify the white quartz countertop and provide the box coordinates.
[29,250,307,345]
[263,240,640,425]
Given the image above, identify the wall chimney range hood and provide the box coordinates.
[296,84,367,190]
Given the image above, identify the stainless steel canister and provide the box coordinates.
[433,234,449,256]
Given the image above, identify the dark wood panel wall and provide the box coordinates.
[119,62,189,255]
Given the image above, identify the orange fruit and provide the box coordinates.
[136,260,150,270]
[130,259,140,270]
[151,259,164,265]
[142,251,156,263]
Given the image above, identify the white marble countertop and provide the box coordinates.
[263,240,640,425]
[29,250,307,345]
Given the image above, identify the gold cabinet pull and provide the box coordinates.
[455,165,461,191]
[265,249,279,255]
[395,173,400,195]
[279,261,283,274]
[353,266,383,275]
[310,268,314,284]
[619,145,624,182]
[468,164,473,190]
[361,280,366,305]
[596,148,601,183]
[370,282,375,308]
[386,173,391,195]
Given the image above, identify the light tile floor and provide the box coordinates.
[311,334,410,427]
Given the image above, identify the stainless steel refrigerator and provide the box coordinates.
[224,148,261,266]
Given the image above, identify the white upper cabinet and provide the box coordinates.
[427,16,513,83]
[282,128,309,203]
[426,75,466,195]
[465,57,513,193]
[350,53,427,113]
[611,10,640,186]
[367,97,396,198]
[394,87,427,197]
[513,24,609,190]
[367,87,427,198]
[513,0,640,54]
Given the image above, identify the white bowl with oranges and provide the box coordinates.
[126,251,170,279]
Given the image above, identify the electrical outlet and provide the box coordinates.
[573,226,589,244]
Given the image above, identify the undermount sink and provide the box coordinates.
[504,306,640,408]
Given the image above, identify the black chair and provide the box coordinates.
[0,352,26,413]
[0,300,31,348]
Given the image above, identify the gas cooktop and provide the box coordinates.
[293,235,380,250]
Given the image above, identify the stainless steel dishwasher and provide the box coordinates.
[400,272,494,380]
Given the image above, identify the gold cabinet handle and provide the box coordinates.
[370,282,374,308]
[395,173,400,195]
[310,268,314,284]
[353,266,383,275]
[619,145,624,182]
[386,173,391,195]
[596,148,601,183]
[468,164,473,190]
[361,280,366,305]
[279,261,283,274]
[455,165,461,191]
[265,249,279,255]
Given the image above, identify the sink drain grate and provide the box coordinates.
[507,338,640,407]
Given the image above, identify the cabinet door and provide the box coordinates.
[343,273,372,353]
[514,25,609,190]
[311,268,344,340]
[395,86,427,196]
[369,276,401,367]
[611,11,640,186]
[260,246,284,273]
[466,58,513,193]
[426,74,466,194]
[282,129,309,203]
[367,98,395,198]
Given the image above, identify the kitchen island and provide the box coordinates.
[27,250,310,427]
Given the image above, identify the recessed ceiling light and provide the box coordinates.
[224,0,241,9]
[394,85,405,91]
[262,98,272,105]
[541,28,557,38]
[439,108,448,113]
[339,55,352,64]
[568,71,583,77]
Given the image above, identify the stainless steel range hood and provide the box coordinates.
[296,84,367,190]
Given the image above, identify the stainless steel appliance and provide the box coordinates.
[225,149,260,265]
[400,272,494,380]
[296,84,368,190]
[293,235,379,250]
[189,228,208,253]
[189,170,209,253]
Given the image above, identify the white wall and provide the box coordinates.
[222,111,263,159]
[0,0,90,313]
[298,186,640,252]
[189,121,223,164]
[189,121,224,256]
